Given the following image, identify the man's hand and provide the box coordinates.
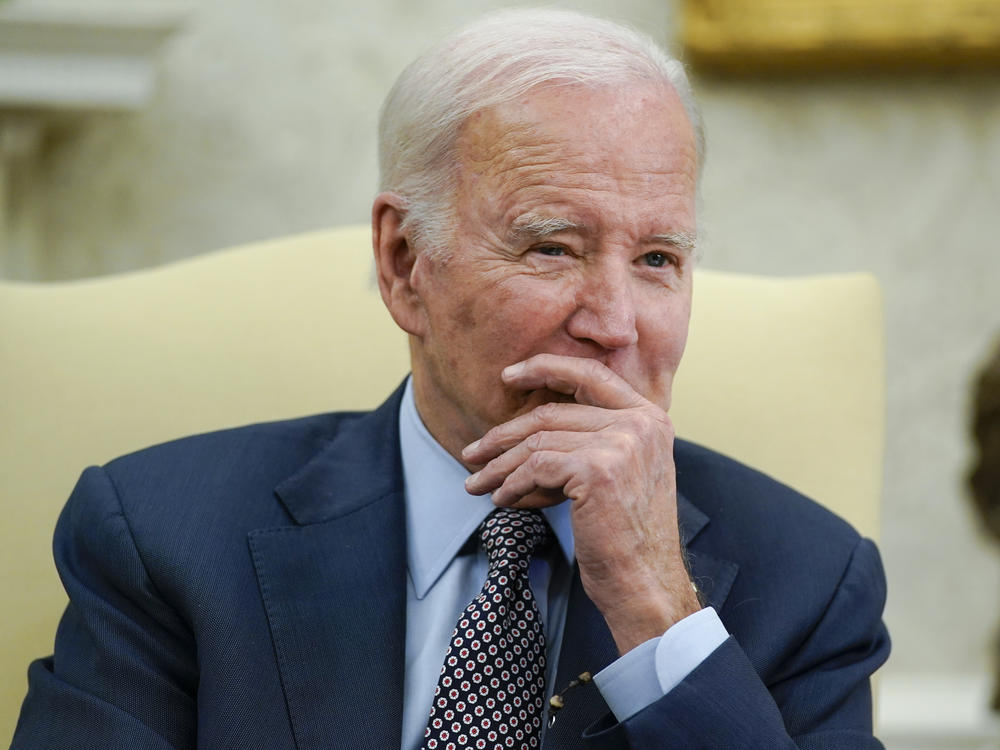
[462,354,701,655]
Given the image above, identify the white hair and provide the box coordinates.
[377,8,704,258]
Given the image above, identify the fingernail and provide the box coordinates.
[463,440,480,456]
[465,471,479,487]
[502,362,525,379]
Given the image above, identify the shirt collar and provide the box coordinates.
[399,377,574,599]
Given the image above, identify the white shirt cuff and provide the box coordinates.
[592,607,729,722]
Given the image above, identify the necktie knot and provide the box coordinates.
[480,507,552,572]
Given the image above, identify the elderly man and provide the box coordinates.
[13,9,889,750]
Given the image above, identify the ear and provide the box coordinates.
[372,192,426,337]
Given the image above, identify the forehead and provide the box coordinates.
[453,82,698,230]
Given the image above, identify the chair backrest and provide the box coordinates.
[0,225,884,741]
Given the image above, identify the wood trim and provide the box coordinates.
[681,0,1000,73]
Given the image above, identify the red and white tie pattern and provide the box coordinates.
[421,507,553,750]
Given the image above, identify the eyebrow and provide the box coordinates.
[507,214,585,242]
[647,231,698,254]
[507,212,698,255]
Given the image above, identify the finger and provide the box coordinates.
[491,450,580,508]
[463,403,610,464]
[491,487,565,510]
[465,430,594,495]
[502,354,647,410]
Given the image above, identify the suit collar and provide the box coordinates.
[274,383,406,526]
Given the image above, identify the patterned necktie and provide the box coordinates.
[421,507,553,750]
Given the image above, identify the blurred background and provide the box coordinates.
[2,0,999,746]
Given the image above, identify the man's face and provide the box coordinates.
[406,82,698,459]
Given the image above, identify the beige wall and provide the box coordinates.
[696,75,1000,677]
[6,0,1000,684]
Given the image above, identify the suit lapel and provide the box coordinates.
[546,491,738,748]
[248,385,741,750]
[545,569,618,749]
[250,388,408,750]
[677,492,740,613]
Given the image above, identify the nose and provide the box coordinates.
[565,262,639,350]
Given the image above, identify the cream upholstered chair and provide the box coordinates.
[0,225,884,742]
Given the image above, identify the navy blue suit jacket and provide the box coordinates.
[14,386,889,749]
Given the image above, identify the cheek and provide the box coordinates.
[666,314,690,362]
[436,285,526,377]
[665,287,692,350]
[477,281,560,343]
[636,298,691,381]
[454,294,477,330]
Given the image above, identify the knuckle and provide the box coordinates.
[608,430,634,453]
[634,417,658,443]
[624,431,642,454]
[528,450,558,474]
[526,431,547,452]
[527,450,548,470]
[588,453,618,487]
[535,402,560,424]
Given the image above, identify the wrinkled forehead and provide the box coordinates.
[447,82,699,236]
[454,81,697,180]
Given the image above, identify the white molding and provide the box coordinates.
[0,4,187,111]
[0,4,186,273]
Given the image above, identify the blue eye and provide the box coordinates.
[644,252,671,268]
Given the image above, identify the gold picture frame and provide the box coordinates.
[681,0,1000,73]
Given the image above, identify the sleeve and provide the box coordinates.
[593,607,729,721]
[11,466,198,750]
[583,537,890,750]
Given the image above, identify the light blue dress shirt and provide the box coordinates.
[398,379,727,750]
